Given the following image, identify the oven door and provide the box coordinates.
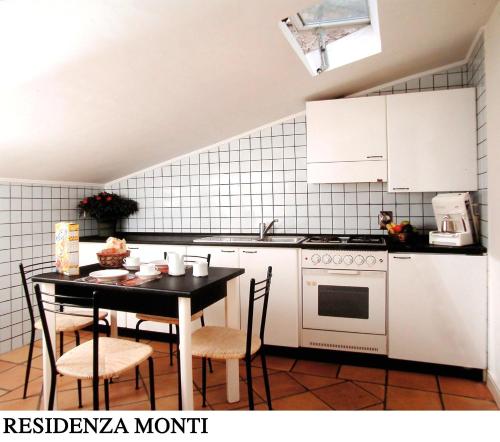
[302,268,386,335]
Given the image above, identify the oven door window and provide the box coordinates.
[318,285,369,319]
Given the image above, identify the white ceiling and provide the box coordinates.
[0,0,496,184]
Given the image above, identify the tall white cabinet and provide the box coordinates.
[388,253,487,368]
[387,88,478,192]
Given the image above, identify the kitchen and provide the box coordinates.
[0,0,499,424]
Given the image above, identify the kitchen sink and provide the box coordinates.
[193,235,305,244]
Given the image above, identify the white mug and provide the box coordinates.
[124,256,140,267]
[193,261,208,277]
[140,263,157,275]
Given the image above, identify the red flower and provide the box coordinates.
[96,196,101,201]
[106,196,112,202]
[82,198,88,204]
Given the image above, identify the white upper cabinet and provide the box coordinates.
[387,88,478,192]
[306,96,388,183]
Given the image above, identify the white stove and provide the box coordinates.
[301,242,388,355]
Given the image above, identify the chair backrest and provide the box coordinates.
[163,252,211,267]
[19,261,57,326]
[33,284,100,410]
[246,266,272,357]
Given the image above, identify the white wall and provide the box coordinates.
[485,1,500,400]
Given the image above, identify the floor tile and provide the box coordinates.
[388,370,438,392]
[363,403,384,410]
[193,364,230,389]
[0,344,41,364]
[0,360,16,373]
[386,386,442,410]
[313,381,381,410]
[291,360,340,378]
[289,372,343,390]
[239,361,276,380]
[442,394,498,410]
[338,365,386,384]
[355,381,386,401]
[438,376,493,400]
[0,364,42,391]
[0,377,42,402]
[112,400,151,410]
[251,355,296,372]
[208,382,264,410]
[0,395,40,410]
[156,391,206,410]
[270,391,331,410]
[252,372,306,401]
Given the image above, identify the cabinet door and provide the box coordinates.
[388,253,487,368]
[387,88,477,192]
[187,246,240,327]
[306,96,387,163]
[239,247,299,347]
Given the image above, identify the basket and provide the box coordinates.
[96,250,130,268]
[388,232,417,243]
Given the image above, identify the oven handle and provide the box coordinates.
[326,270,361,275]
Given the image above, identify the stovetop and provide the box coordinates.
[304,235,386,247]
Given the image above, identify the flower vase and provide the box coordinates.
[97,220,116,238]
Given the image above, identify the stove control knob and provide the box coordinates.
[355,255,365,265]
[333,255,342,264]
[311,254,321,265]
[322,254,332,264]
[343,255,353,265]
[366,256,376,266]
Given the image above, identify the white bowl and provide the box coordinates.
[123,264,140,271]
[89,269,129,282]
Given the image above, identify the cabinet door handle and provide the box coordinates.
[242,250,257,254]
[392,187,410,191]
[393,256,411,259]
[221,250,236,253]
[366,155,383,159]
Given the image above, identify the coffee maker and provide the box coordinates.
[429,192,479,246]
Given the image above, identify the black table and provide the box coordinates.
[33,264,244,410]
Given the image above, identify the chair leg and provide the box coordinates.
[75,331,83,408]
[135,320,143,389]
[48,366,57,411]
[245,356,255,410]
[23,329,35,399]
[148,357,156,410]
[102,318,111,337]
[260,350,272,410]
[175,325,182,410]
[200,315,213,373]
[104,379,110,410]
[59,332,64,357]
[168,324,174,366]
[202,357,207,408]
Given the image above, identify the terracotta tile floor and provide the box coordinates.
[0,333,497,411]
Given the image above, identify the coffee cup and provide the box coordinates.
[140,263,157,275]
[124,256,140,267]
[193,261,208,277]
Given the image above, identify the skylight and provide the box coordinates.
[280,0,381,76]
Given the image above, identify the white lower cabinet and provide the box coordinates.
[388,253,487,368]
[186,246,240,328]
[239,247,299,348]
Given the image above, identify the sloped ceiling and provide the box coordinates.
[0,0,496,184]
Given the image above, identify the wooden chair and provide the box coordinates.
[191,266,273,410]
[134,253,213,409]
[34,284,156,410]
[19,262,110,401]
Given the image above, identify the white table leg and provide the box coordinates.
[40,282,57,410]
[178,297,194,410]
[225,278,240,403]
[109,310,118,337]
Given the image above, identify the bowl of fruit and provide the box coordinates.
[386,221,418,242]
[96,237,130,268]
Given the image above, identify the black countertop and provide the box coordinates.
[80,232,487,255]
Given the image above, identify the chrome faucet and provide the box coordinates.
[259,219,278,240]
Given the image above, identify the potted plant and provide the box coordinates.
[78,191,138,237]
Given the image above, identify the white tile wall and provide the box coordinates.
[0,182,100,353]
[109,64,471,238]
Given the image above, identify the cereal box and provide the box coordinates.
[55,223,79,276]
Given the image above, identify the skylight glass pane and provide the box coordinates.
[298,0,369,27]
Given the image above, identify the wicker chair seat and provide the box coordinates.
[34,309,108,333]
[56,337,153,380]
[191,326,261,360]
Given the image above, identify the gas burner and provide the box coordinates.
[306,235,342,244]
[347,235,385,245]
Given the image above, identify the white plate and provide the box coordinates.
[89,269,129,282]
[136,270,161,279]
